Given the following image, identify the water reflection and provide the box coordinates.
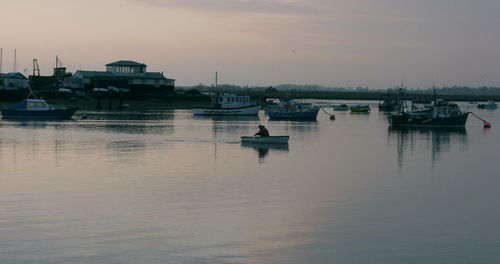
[241,143,289,162]
[388,126,468,169]
[83,110,175,121]
[193,115,260,122]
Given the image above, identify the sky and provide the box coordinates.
[1,0,499,89]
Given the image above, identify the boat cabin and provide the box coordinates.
[4,99,51,111]
[211,93,253,108]
[27,99,50,110]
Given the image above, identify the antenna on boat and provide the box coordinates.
[33,59,40,76]
[14,49,17,72]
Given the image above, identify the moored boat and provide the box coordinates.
[390,99,468,126]
[241,135,289,144]
[477,100,497,109]
[266,98,319,120]
[192,72,260,116]
[349,104,370,113]
[333,104,349,111]
[2,98,77,120]
[192,92,260,115]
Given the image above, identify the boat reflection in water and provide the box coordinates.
[388,126,468,170]
[193,115,260,122]
[241,142,289,161]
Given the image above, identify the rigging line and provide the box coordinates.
[320,107,334,116]
[469,112,488,123]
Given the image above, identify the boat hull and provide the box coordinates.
[390,112,469,127]
[241,136,289,144]
[1,108,77,120]
[192,105,260,115]
[333,106,349,111]
[267,108,319,120]
[478,105,497,109]
[350,106,370,113]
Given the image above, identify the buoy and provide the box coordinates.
[82,113,88,120]
[330,114,335,120]
[484,122,491,128]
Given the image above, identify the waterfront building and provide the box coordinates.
[66,60,175,98]
[0,72,29,90]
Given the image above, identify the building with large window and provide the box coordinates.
[65,60,175,98]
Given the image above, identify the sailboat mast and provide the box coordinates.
[215,71,218,88]
[0,48,2,73]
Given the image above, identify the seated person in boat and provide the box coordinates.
[254,125,270,137]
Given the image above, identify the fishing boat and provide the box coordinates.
[241,135,289,144]
[333,104,349,111]
[390,99,468,126]
[349,104,370,113]
[378,92,403,112]
[477,100,497,109]
[2,96,76,120]
[266,98,319,120]
[192,72,260,115]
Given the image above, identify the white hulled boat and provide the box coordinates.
[192,72,260,116]
[192,93,260,115]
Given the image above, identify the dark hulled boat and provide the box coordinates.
[2,98,77,120]
[390,99,468,127]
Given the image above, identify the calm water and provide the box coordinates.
[0,100,499,264]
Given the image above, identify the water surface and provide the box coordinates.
[0,101,499,264]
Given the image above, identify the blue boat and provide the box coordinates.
[2,98,77,120]
[266,98,320,120]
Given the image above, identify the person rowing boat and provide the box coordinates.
[254,125,269,137]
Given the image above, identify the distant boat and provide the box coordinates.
[477,100,497,109]
[1,98,77,120]
[266,98,319,120]
[349,104,370,113]
[241,135,289,144]
[333,104,349,111]
[192,72,260,116]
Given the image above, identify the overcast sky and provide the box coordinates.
[1,0,499,89]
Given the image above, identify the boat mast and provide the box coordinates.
[14,49,17,72]
[0,48,2,73]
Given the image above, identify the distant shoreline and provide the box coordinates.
[0,90,498,111]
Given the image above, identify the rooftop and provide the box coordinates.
[105,60,146,67]
[0,72,27,79]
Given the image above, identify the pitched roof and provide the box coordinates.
[105,60,146,67]
[0,72,27,79]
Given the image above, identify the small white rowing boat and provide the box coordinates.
[240,136,289,144]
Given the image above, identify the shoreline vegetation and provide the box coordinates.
[1,88,499,111]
